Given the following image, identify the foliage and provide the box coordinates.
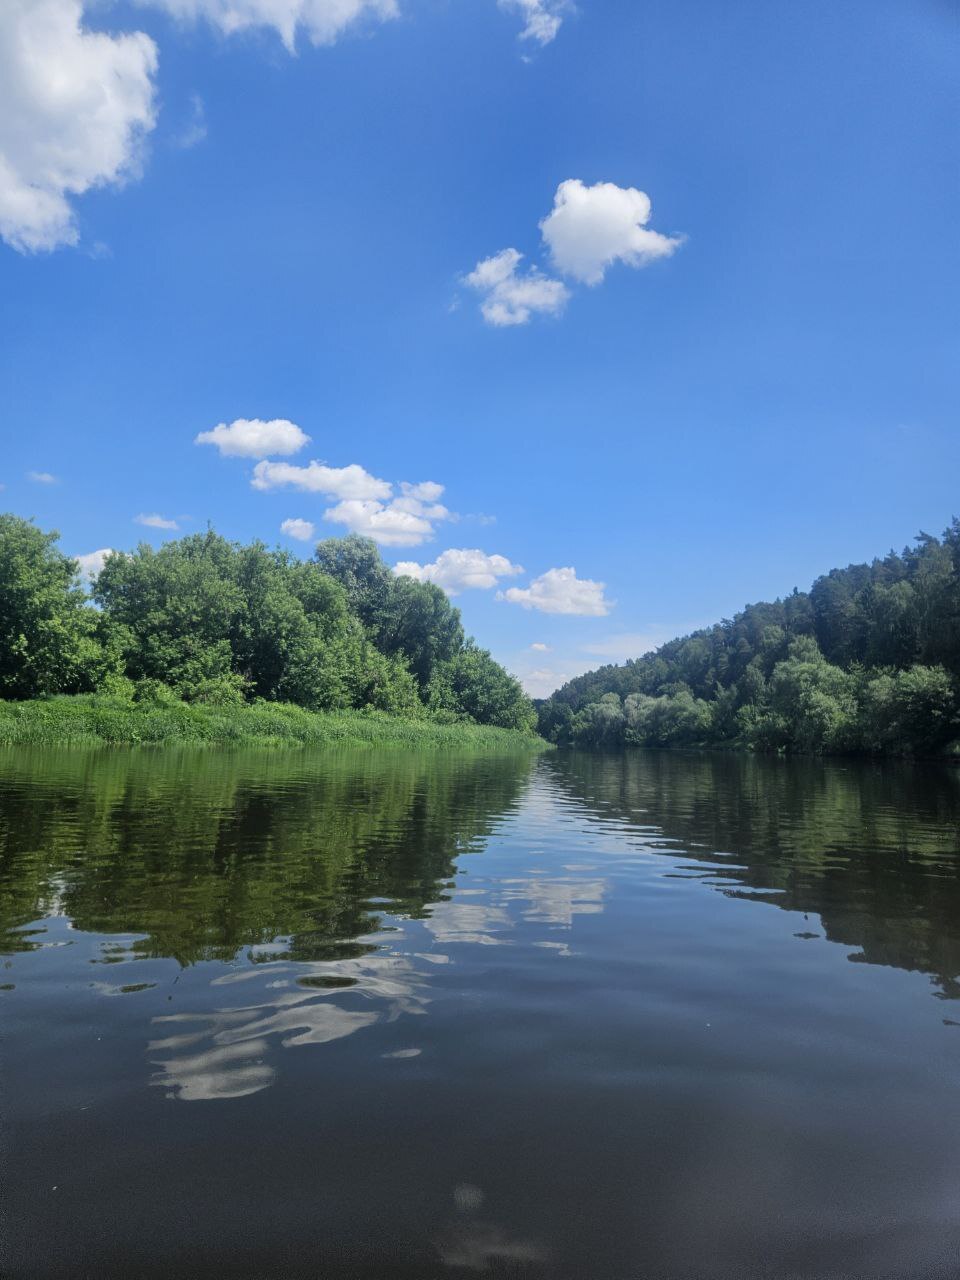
[0,693,546,750]
[313,532,393,630]
[427,642,537,732]
[538,519,960,756]
[0,514,117,699]
[0,516,537,739]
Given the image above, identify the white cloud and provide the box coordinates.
[394,548,524,595]
[135,512,178,530]
[251,458,452,547]
[464,248,569,327]
[74,547,113,581]
[251,459,391,501]
[27,470,58,484]
[464,181,681,325]
[323,496,449,547]
[0,0,157,253]
[280,517,315,542]
[400,480,445,503]
[499,0,566,45]
[145,0,560,52]
[530,641,550,651]
[141,0,398,53]
[391,496,450,521]
[196,417,310,458]
[540,179,682,285]
[500,566,611,616]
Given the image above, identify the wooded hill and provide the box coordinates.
[538,520,960,756]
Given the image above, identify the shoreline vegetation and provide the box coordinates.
[5,511,958,759]
[0,694,547,750]
[537,518,960,759]
[0,515,543,750]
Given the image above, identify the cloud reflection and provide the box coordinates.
[149,862,609,1102]
[150,951,430,1101]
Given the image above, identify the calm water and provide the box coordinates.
[1,746,959,1279]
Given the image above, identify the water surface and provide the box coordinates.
[1,746,959,1279]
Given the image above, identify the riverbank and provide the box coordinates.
[0,694,550,751]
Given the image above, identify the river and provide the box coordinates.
[1,746,958,1278]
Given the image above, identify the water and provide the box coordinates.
[1,746,959,1280]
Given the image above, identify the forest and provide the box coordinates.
[538,519,960,757]
[0,515,537,739]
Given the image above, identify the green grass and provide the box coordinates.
[0,694,549,751]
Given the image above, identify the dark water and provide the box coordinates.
[2,746,959,1280]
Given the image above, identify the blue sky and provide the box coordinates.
[1,0,957,696]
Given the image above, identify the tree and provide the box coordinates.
[313,535,392,631]
[373,575,465,688]
[428,643,536,732]
[0,515,108,698]
[94,531,246,695]
[740,638,858,754]
[538,516,960,756]
[859,666,956,756]
[94,532,364,708]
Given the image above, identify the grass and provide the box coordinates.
[0,693,549,751]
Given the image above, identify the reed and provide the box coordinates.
[0,693,550,751]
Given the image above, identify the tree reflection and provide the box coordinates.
[549,750,960,999]
[0,746,537,966]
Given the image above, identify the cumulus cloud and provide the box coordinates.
[499,0,566,45]
[0,0,158,253]
[280,517,315,542]
[323,491,452,547]
[530,641,550,651]
[540,179,682,285]
[251,459,391,501]
[400,480,445,503]
[140,0,398,52]
[464,180,680,324]
[196,417,310,458]
[135,512,178,529]
[464,248,569,327]
[251,460,451,547]
[74,547,113,581]
[394,548,524,595]
[500,566,611,616]
[27,471,58,484]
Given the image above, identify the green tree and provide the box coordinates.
[428,643,536,731]
[859,666,956,755]
[95,532,243,693]
[0,515,108,698]
[94,532,364,708]
[374,575,465,688]
[539,516,960,757]
[313,535,392,631]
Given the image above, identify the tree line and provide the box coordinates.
[0,515,536,732]
[538,519,960,756]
